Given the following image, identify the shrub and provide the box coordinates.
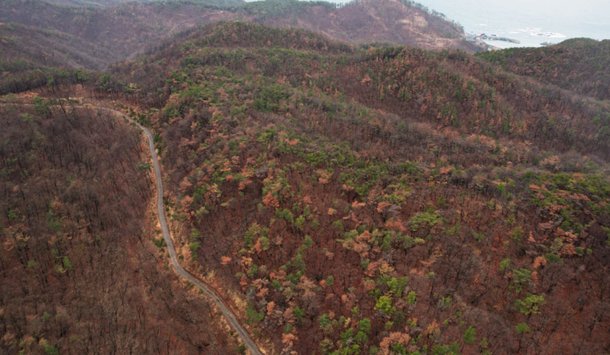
[254,83,290,112]
[332,219,344,232]
[472,231,486,242]
[463,326,477,344]
[47,210,62,233]
[189,241,201,252]
[499,258,511,272]
[406,290,417,305]
[511,226,524,241]
[27,260,38,269]
[515,322,531,334]
[257,127,277,144]
[246,304,265,324]
[153,238,165,248]
[293,306,305,324]
[33,96,51,117]
[408,211,442,232]
[511,268,532,292]
[390,343,408,354]
[259,236,271,251]
[432,343,460,355]
[275,208,294,224]
[244,223,269,249]
[303,235,314,249]
[247,264,259,278]
[62,256,73,271]
[43,344,59,355]
[295,215,306,230]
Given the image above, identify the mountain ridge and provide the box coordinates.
[478,38,610,101]
[0,0,484,71]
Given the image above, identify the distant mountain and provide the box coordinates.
[247,0,481,51]
[0,0,483,70]
[0,0,242,67]
[0,22,114,69]
[478,38,610,101]
[0,22,103,94]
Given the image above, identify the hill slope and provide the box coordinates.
[117,22,610,160]
[95,22,610,354]
[0,0,241,66]
[0,22,114,69]
[0,94,239,353]
[478,39,610,101]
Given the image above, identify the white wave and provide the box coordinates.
[512,27,567,38]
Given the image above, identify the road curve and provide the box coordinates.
[1,99,265,354]
[122,111,264,355]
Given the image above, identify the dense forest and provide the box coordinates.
[0,2,609,354]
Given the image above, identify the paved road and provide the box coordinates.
[2,99,264,354]
[121,110,264,355]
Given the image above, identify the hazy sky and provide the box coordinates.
[327,0,610,19]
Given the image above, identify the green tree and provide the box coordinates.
[515,294,545,315]
[375,295,394,315]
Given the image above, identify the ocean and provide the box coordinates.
[407,0,610,48]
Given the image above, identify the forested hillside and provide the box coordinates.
[0,0,483,72]
[479,39,610,101]
[1,3,609,354]
[0,94,238,353]
[94,22,609,354]
[0,0,241,66]
[0,22,113,69]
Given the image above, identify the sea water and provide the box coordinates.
[413,0,610,48]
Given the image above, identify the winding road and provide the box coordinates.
[0,98,264,354]
[122,111,264,355]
